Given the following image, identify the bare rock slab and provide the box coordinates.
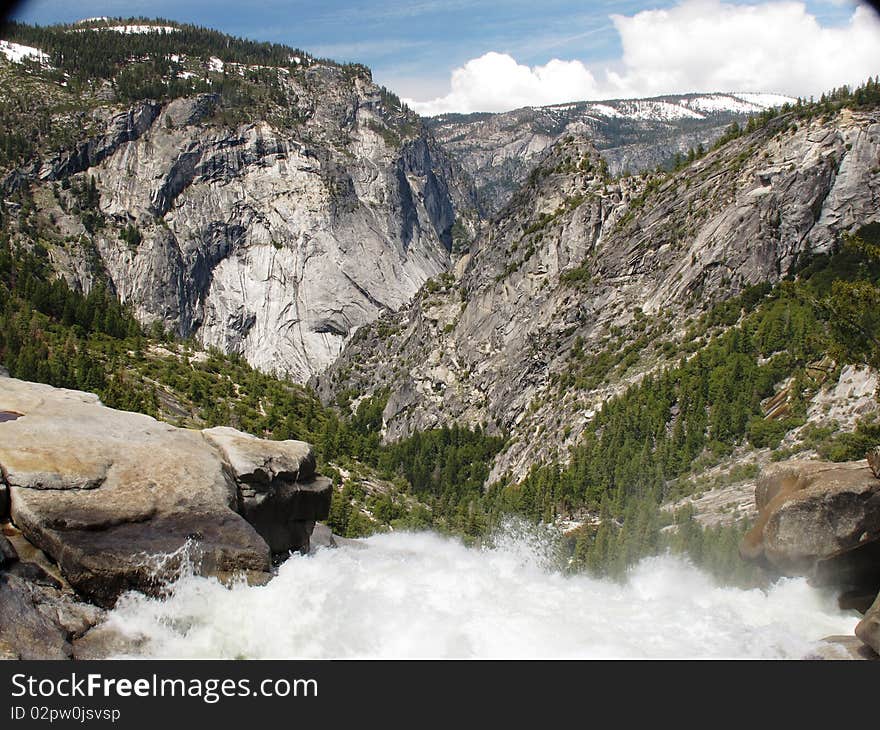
[203,426,316,484]
[0,378,271,607]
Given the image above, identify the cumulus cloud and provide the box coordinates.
[404,52,602,116]
[405,1,880,115]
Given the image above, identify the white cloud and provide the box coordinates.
[405,52,602,116]
[405,1,880,115]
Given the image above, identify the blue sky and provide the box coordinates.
[7,1,879,113]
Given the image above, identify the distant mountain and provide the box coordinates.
[322,94,880,484]
[0,18,480,381]
[427,92,796,214]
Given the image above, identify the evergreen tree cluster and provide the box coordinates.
[1,18,315,83]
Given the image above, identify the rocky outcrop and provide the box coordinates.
[740,459,880,575]
[0,526,104,660]
[203,427,331,555]
[0,376,331,608]
[38,101,162,183]
[741,456,880,659]
[0,534,17,569]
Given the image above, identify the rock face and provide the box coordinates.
[740,459,880,575]
[427,92,792,215]
[0,526,104,660]
[203,427,331,555]
[9,67,478,383]
[321,107,880,483]
[0,376,330,607]
[0,534,17,568]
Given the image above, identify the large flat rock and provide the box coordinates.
[0,378,272,606]
[203,426,316,484]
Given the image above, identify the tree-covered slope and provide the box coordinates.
[0,18,480,382]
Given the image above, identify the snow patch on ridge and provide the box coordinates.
[73,24,179,34]
[617,100,705,121]
[0,40,50,65]
[733,92,796,108]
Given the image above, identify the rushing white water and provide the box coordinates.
[103,527,858,659]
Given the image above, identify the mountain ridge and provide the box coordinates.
[427,91,798,214]
[319,98,880,485]
[0,18,481,381]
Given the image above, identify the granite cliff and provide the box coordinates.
[0,21,479,382]
[320,105,880,483]
[426,92,795,215]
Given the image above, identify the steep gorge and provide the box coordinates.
[320,105,880,483]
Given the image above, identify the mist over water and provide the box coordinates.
[105,526,858,659]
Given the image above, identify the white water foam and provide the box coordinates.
[102,528,858,659]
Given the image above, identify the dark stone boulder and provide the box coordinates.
[21,511,272,608]
[0,571,102,660]
[0,534,17,568]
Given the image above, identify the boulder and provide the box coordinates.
[0,534,17,568]
[0,377,272,606]
[0,574,72,659]
[204,427,331,555]
[310,522,338,551]
[0,573,103,660]
[203,426,316,484]
[740,459,880,575]
[856,592,880,655]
